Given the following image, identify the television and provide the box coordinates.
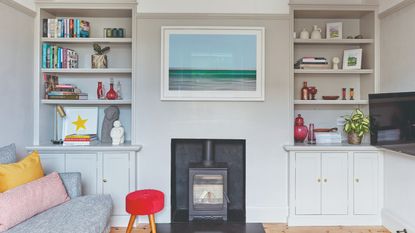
[369,91,415,155]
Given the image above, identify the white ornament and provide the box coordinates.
[332,57,340,70]
[110,120,125,145]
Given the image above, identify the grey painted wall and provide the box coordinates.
[0,3,34,156]
[380,2,415,231]
[135,16,291,222]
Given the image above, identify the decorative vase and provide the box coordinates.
[97,81,104,99]
[294,114,308,143]
[92,54,108,69]
[310,25,322,39]
[300,28,310,39]
[106,82,118,100]
[348,132,362,144]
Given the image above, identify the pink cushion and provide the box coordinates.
[0,172,70,232]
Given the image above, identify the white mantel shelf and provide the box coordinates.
[41,37,132,44]
[294,100,368,105]
[26,141,142,152]
[284,143,380,151]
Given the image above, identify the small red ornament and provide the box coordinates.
[106,82,118,100]
[294,114,308,143]
[97,81,104,99]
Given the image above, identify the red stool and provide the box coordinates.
[125,189,164,233]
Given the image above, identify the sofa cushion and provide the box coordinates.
[0,144,16,164]
[0,152,44,192]
[0,172,69,232]
[59,172,82,199]
[6,194,112,233]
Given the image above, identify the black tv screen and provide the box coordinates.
[369,92,415,154]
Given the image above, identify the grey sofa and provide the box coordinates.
[5,172,113,233]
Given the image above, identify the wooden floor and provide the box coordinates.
[110,224,390,233]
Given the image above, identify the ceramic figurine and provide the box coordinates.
[300,28,310,39]
[110,120,125,145]
[310,25,322,39]
[332,57,340,70]
[294,114,308,143]
[101,106,120,143]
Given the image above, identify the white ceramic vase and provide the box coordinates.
[299,28,310,39]
[310,25,322,39]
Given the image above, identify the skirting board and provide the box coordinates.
[246,206,288,223]
[288,215,382,226]
[382,209,415,233]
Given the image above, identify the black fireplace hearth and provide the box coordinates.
[171,139,246,223]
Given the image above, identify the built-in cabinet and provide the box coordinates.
[286,146,383,226]
[26,146,141,226]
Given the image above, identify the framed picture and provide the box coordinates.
[343,49,363,70]
[62,107,98,137]
[161,26,265,101]
[326,22,342,40]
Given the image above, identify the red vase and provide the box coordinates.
[106,83,118,100]
[294,114,308,143]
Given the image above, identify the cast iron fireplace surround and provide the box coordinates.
[171,139,246,223]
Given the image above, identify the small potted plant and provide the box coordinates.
[344,109,370,144]
[92,43,110,68]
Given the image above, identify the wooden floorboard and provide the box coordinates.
[110,224,391,233]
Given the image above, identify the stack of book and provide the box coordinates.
[295,57,330,69]
[63,134,98,146]
[44,75,88,100]
[43,18,90,38]
[42,43,78,69]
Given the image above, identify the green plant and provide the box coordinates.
[344,109,370,138]
[93,43,110,55]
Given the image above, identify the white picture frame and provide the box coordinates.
[343,49,363,70]
[161,26,265,101]
[62,107,99,137]
[326,22,342,40]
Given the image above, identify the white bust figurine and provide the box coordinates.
[110,120,124,145]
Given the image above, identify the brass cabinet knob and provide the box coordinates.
[355,178,360,183]
[317,178,321,183]
[324,178,328,183]
[103,179,107,183]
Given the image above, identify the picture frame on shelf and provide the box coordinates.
[161,26,265,101]
[326,22,342,40]
[62,107,99,137]
[343,49,362,70]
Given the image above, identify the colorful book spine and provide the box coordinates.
[42,44,48,68]
[43,18,90,38]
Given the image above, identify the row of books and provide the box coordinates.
[42,43,78,69]
[44,75,88,100]
[295,57,330,69]
[43,18,90,38]
[63,134,98,146]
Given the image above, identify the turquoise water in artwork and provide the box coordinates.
[169,69,257,91]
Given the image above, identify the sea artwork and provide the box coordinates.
[162,27,264,101]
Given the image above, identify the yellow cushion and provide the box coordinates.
[0,151,44,192]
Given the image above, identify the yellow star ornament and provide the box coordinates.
[72,115,88,132]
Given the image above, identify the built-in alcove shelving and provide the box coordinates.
[33,2,137,145]
[290,3,379,144]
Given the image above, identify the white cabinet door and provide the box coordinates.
[354,152,378,215]
[295,152,321,215]
[321,153,348,215]
[39,153,65,174]
[66,153,98,195]
[102,152,131,216]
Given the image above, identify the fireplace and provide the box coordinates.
[171,139,245,223]
[188,140,229,220]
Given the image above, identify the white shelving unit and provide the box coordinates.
[33,1,137,146]
[290,2,379,139]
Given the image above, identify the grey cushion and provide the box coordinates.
[59,172,82,199]
[6,195,113,233]
[0,143,16,164]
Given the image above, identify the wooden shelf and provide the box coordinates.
[294,100,368,105]
[42,37,132,44]
[41,99,132,105]
[294,39,373,44]
[41,68,132,74]
[294,69,373,74]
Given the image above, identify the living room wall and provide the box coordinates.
[135,15,291,223]
[0,3,34,156]
[380,2,415,231]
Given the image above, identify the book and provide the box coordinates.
[42,43,78,69]
[42,19,48,37]
[43,18,90,38]
[44,74,58,98]
[80,20,90,38]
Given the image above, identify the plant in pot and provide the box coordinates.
[92,43,110,69]
[344,109,370,144]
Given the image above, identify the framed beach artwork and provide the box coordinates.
[161,27,265,101]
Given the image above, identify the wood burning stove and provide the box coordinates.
[188,140,229,221]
